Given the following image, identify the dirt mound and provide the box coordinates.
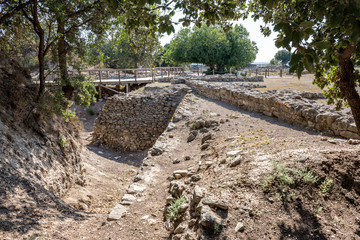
[0,51,85,237]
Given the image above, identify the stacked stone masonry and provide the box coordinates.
[93,85,190,151]
[186,80,359,139]
[157,75,264,83]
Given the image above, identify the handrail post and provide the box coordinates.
[98,70,102,99]
[135,69,137,82]
[118,70,121,86]
[152,68,154,82]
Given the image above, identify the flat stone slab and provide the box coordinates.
[107,204,127,221]
[122,194,137,202]
[127,183,146,194]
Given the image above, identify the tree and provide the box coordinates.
[165,24,257,71]
[270,58,280,66]
[274,50,291,66]
[88,27,162,68]
[250,0,360,135]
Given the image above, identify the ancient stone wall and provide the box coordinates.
[157,75,264,83]
[186,80,359,139]
[93,85,190,151]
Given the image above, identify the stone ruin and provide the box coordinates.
[187,80,359,139]
[93,84,190,151]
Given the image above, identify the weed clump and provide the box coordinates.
[167,196,186,222]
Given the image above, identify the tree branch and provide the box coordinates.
[0,0,31,24]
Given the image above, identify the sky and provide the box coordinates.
[159,12,279,63]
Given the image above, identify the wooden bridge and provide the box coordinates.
[37,67,184,97]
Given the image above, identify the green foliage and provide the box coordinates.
[319,179,333,194]
[261,161,336,201]
[165,24,258,71]
[87,108,95,116]
[167,196,186,222]
[297,170,319,184]
[88,27,162,68]
[274,50,291,66]
[58,135,69,148]
[70,76,97,108]
[269,58,280,66]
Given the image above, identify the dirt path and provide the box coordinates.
[25,92,359,240]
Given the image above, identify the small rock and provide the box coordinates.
[150,141,166,156]
[127,183,146,194]
[235,222,245,232]
[189,219,197,227]
[78,202,89,211]
[201,143,210,150]
[179,203,189,213]
[170,181,186,197]
[187,130,198,142]
[209,112,218,117]
[174,222,187,234]
[220,119,225,123]
[174,174,182,179]
[173,158,181,164]
[166,196,174,204]
[348,139,360,145]
[205,161,213,167]
[327,139,337,144]
[191,174,201,182]
[201,132,212,144]
[199,205,223,228]
[122,194,136,202]
[173,170,188,177]
[229,156,242,167]
[169,135,174,138]
[133,174,142,182]
[184,156,191,161]
[320,137,328,141]
[172,113,183,122]
[193,186,204,204]
[202,199,229,210]
[226,150,241,157]
[167,122,176,131]
[108,204,127,221]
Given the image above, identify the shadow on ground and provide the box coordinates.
[0,165,86,236]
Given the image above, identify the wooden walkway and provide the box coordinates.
[37,67,184,97]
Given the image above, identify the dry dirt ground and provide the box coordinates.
[257,74,321,93]
[5,88,360,240]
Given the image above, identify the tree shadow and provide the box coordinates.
[86,144,148,168]
[355,220,360,237]
[277,201,327,240]
[0,164,87,236]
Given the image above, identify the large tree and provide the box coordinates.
[88,27,162,68]
[274,50,291,66]
[165,24,257,71]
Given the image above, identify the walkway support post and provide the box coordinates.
[98,70,102,99]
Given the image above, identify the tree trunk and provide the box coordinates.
[57,18,74,100]
[38,32,45,97]
[338,45,360,136]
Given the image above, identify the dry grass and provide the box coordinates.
[256,74,321,93]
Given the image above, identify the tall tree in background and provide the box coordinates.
[165,24,257,72]
[274,50,291,66]
[88,28,162,68]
